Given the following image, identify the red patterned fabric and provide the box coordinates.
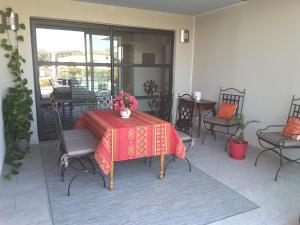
[75,111,186,175]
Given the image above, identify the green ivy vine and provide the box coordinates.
[0,7,33,180]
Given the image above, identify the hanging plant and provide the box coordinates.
[0,7,33,180]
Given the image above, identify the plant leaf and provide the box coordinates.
[0,25,5,33]
[17,36,24,41]
[11,169,19,175]
[19,23,26,30]
[4,174,11,181]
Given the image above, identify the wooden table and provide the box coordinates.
[76,110,186,191]
[182,99,216,137]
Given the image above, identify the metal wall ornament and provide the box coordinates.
[0,8,19,31]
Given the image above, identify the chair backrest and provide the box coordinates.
[157,92,173,122]
[175,94,196,136]
[217,88,246,118]
[51,99,63,143]
[288,95,300,120]
[96,91,112,110]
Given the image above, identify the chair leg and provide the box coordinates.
[275,156,300,181]
[149,157,152,167]
[211,125,217,141]
[96,171,106,188]
[279,148,283,166]
[87,157,96,175]
[163,157,176,177]
[61,166,66,182]
[163,156,191,177]
[184,157,192,172]
[67,170,88,196]
[185,141,192,153]
[254,149,271,166]
[75,158,87,170]
[202,129,211,145]
[225,135,235,152]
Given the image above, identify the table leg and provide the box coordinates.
[109,162,114,191]
[160,154,165,180]
[198,110,202,137]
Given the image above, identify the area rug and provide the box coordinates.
[41,147,258,225]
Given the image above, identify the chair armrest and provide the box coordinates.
[256,125,285,136]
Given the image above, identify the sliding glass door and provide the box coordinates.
[31,19,174,140]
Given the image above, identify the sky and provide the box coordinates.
[36,28,110,52]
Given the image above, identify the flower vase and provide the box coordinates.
[120,108,131,118]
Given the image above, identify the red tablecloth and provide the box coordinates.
[75,110,186,175]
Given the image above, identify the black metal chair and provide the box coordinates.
[96,90,113,110]
[163,94,196,176]
[202,87,246,151]
[52,100,105,195]
[157,92,173,122]
[255,95,300,181]
[144,92,173,166]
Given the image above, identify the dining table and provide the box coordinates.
[75,110,186,191]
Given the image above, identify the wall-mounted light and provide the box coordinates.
[0,10,19,31]
[180,29,189,43]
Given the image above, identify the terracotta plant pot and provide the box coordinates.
[229,138,248,160]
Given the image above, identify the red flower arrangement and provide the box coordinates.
[113,90,138,112]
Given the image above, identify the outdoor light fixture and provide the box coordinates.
[0,10,19,30]
[180,29,189,43]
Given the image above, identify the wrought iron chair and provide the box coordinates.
[147,92,173,122]
[202,88,246,151]
[52,100,105,195]
[144,92,173,166]
[157,92,173,122]
[163,94,196,176]
[255,95,300,181]
[96,91,113,110]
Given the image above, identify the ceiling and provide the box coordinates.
[76,0,244,15]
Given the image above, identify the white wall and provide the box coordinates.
[192,0,300,147]
[0,0,194,173]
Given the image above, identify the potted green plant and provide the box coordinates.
[229,114,259,160]
[0,7,33,180]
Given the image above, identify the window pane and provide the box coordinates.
[39,65,89,99]
[114,67,170,96]
[36,28,86,62]
[113,32,172,65]
[92,35,111,63]
[93,66,111,92]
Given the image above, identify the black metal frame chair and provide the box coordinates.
[52,100,106,195]
[202,87,246,151]
[157,92,173,122]
[163,94,196,176]
[255,95,300,181]
[147,92,173,122]
[144,92,173,166]
[96,91,113,110]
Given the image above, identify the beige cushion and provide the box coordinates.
[257,132,300,147]
[177,131,192,142]
[64,137,98,157]
[204,116,238,126]
[63,128,95,141]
